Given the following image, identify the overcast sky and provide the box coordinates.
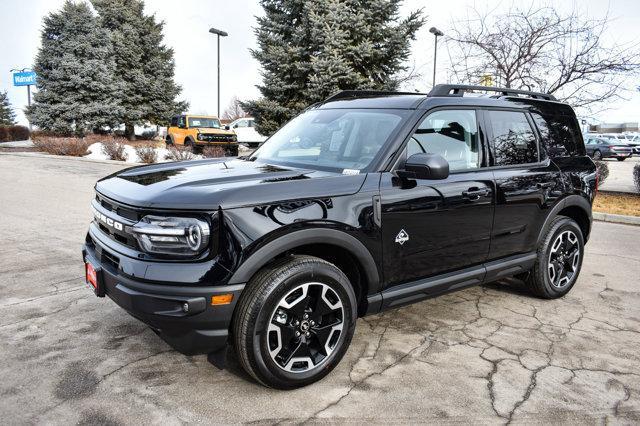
[1,0,639,127]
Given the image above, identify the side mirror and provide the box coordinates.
[224,125,230,130]
[400,153,449,180]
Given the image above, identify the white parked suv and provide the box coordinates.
[227,117,267,148]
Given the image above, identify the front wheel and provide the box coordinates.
[617,157,626,161]
[592,150,602,160]
[526,216,584,299]
[232,255,357,389]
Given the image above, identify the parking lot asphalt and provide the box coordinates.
[598,156,639,193]
[1,153,639,424]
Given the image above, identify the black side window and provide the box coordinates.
[531,111,583,157]
[178,116,186,127]
[170,116,178,126]
[488,110,538,166]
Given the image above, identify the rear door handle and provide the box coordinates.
[537,182,554,189]
[462,188,490,199]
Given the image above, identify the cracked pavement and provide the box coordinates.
[1,153,639,424]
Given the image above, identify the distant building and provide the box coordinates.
[588,122,639,133]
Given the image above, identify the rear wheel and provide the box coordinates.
[526,216,584,299]
[233,255,357,389]
[592,150,602,160]
[165,135,174,147]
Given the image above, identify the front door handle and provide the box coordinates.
[462,188,490,199]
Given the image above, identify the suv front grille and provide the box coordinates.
[92,195,140,249]
[199,134,235,142]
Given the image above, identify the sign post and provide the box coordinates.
[12,69,37,131]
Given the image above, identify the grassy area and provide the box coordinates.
[593,191,640,217]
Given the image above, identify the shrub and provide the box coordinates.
[634,164,640,193]
[165,145,195,161]
[595,161,609,186]
[0,125,30,142]
[134,143,158,164]
[139,129,158,140]
[202,146,226,158]
[32,136,92,156]
[102,138,128,161]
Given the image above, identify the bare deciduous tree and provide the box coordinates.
[446,4,640,109]
[222,96,247,121]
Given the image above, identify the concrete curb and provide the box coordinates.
[593,211,640,226]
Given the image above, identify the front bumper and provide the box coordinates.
[82,239,244,355]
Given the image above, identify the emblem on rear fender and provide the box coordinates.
[395,229,409,245]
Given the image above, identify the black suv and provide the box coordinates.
[83,85,597,389]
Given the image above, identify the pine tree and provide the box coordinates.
[244,0,424,136]
[92,0,187,139]
[27,1,123,136]
[0,91,16,126]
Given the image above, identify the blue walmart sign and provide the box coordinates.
[13,71,37,86]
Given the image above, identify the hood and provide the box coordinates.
[95,159,367,210]
[197,127,235,135]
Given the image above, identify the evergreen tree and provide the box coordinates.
[0,91,16,126]
[92,0,187,139]
[27,1,123,136]
[244,0,424,136]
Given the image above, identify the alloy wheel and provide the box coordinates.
[547,230,580,288]
[267,282,344,373]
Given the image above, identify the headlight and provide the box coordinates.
[197,133,203,141]
[131,215,210,256]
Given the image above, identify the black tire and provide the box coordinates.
[592,150,602,160]
[184,138,201,153]
[165,135,174,147]
[232,255,357,389]
[617,157,626,161]
[526,216,584,299]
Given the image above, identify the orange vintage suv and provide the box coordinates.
[166,115,238,156]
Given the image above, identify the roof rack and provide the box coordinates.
[324,90,426,103]
[428,84,556,101]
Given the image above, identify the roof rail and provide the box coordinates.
[324,90,425,103]
[428,84,556,101]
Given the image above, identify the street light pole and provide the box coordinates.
[429,27,444,87]
[209,27,228,118]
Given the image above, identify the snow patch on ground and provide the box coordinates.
[84,142,202,163]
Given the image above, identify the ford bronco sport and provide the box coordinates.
[166,114,238,156]
[83,85,596,389]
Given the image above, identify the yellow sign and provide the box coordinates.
[480,74,493,87]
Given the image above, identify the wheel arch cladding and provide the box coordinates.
[537,195,592,245]
[227,228,380,316]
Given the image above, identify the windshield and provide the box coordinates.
[188,117,221,128]
[250,109,408,172]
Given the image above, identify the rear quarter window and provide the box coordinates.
[531,109,585,158]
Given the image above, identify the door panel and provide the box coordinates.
[490,162,561,259]
[380,171,494,287]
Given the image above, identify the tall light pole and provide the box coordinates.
[209,27,228,118]
[429,27,444,87]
